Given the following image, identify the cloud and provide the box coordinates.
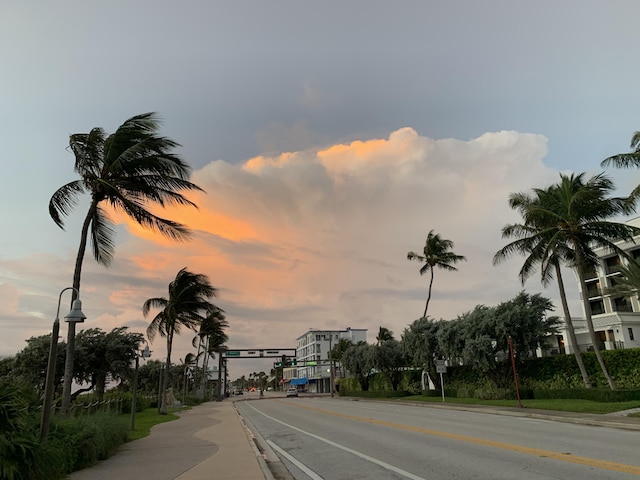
[1,128,565,376]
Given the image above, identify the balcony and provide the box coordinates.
[605,256,622,275]
[584,281,601,298]
[612,297,634,313]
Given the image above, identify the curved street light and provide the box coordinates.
[60,293,87,417]
[40,287,86,441]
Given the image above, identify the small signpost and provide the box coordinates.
[435,360,447,402]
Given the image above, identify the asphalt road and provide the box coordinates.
[235,396,640,479]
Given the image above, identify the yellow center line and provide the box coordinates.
[278,400,640,475]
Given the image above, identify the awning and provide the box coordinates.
[290,378,308,385]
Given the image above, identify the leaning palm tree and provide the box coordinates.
[497,173,637,389]
[494,188,592,387]
[407,230,466,318]
[143,268,217,413]
[50,112,203,415]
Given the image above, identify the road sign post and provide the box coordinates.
[435,360,447,403]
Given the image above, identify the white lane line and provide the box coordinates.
[246,403,426,480]
[267,440,324,480]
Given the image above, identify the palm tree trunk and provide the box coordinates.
[72,199,98,302]
[61,201,98,416]
[423,269,434,318]
[161,329,173,414]
[201,337,209,399]
[554,263,591,388]
[575,253,616,389]
[217,350,223,401]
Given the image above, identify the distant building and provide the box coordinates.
[293,327,367,393]
[558,216,640,353]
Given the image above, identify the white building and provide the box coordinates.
[293,327,367,393]
[559,216,640,353]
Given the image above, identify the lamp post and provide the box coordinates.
[131,344,151,431]
[40,287,86,440]
[60,293,87,417]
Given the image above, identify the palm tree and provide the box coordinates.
[407,230,466,318]
[494,188,592,387]
[143,268,217,413]
[376,327,394,345]
[603,258,640,298]
[194,308,228,399]
[329,338,353,378]
[49,113,203,413]
[602,131,640,203]
[496,173,637,389]
[180,352,198,400]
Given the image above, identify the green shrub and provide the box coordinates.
[340,390,412,398]
[47,412,128,472]
[0,381,40,480]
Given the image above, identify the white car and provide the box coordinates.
[286,388,298,397]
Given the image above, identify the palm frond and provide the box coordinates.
[48,181,86,228]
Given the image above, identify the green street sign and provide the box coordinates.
[225,351,241,357]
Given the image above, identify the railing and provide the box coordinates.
[614,341,626,350]
[70,397,124,416]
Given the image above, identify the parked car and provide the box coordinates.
[234,389,243,395]
[286,388,298,397]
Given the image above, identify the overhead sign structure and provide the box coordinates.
[223,349,296,359]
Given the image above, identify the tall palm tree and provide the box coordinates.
[49,113,203,413]
[494,188,592,387]
[143,268,217,413]
[407,230,466,318]
[496,173,637,389]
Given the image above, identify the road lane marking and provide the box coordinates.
[246,403,427,480]
[267,440,323,480]
[280,401,640,476]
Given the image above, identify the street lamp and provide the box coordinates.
[328,333,335,397]
[40,287,86,440]
[131,344,151,431]
[60,293,87,417]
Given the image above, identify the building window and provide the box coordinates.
[589,299,605,315]
[585,280,601,298]
[613,296,633,313]
[605,256,622,275]
[629,328,635,341]
[584,265,598,281]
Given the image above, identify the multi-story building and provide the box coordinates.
[294,327,367,393]
[559,216,640,353]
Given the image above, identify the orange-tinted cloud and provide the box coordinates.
[3,128,565,379]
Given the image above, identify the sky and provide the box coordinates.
[3,1,640,380]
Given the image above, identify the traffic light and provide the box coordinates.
[290,359,297,366]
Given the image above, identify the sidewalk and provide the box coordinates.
[69,400,268,480]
